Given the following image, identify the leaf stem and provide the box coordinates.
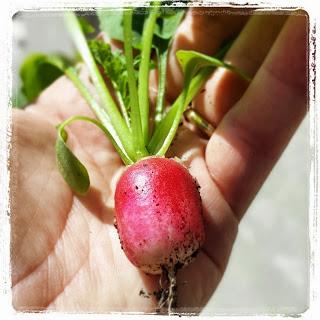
[123,9,149,158]
[59,115,134,165]
[154,48,168,127]
[56,123,90,195]
[65,67,134,164]
[148,67,212,154]
[149,42,251,156]
[114,87,131,128]
[138,2,161,143]
[64,12,136,161]
[155,49,251,156]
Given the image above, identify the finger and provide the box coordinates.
[171,14,307,304]
[166,8,248,101]
[194,13,288,125]
[205,13,308,218]
[166,127,239,309]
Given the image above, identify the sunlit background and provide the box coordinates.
[12,11,310,315]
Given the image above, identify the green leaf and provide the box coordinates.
[19,49,134,165]
[97,9,145,49]
[89,39,131,110]
[149,41,234,153]
[176,50,251,82]
[148,50,251,156]
[78,16,96,35]
[89,39,131,127]
[97,10,124,42]
[56,123,90,195]
[154,8,185,40]
[97,6,186,49]
[19,53,71,101]
[55,114,135,194]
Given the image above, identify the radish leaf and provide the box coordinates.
[98,6,186,47]
[19,53,71,101]
[89,40,129,96]
[78,16,96,35]
[149,48,251,155]
[56,114,135,195]
[56,122,90,195]
[89,39,131,125]
[18,49,131,162]
[97,9,144,49]
[153,7,185,39]
[176,50,251,83]
[20,49,136,164]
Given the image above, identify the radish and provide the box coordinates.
[46,5,249,313]
[115,157,205,275]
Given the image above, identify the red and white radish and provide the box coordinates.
[115,157,205,275]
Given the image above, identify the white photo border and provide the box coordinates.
[1,0,319,319]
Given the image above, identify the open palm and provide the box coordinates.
[11,10,307,313]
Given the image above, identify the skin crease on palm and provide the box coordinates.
[10,9,308,313]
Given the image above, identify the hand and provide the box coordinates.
[11,9,307,313]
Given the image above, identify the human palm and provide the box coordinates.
[11,10,307,313]
[11,74,227,312]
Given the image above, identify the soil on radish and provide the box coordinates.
[114,157,205,312]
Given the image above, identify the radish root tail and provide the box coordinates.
[156,267,177,314]
[168,268,177,313]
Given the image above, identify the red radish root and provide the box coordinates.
[114,157,205,275]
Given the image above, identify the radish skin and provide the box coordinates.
[115,157,205,275]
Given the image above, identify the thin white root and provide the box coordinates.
[167,268,177,314]
[156,267,177,315]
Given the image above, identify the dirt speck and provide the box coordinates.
[139,289,150,298]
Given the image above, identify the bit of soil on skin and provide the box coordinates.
[139,289,150,299]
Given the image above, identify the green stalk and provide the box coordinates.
[148,68,212,154]
[138,1,161,143]
[64,12,136,161]
[115,87,131,128]
[153,53,250,156]
[148,39,236,154]
[123,9,149,158]
[65,67,133,163]
[154,48,168,127]
[60,115,133,165]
